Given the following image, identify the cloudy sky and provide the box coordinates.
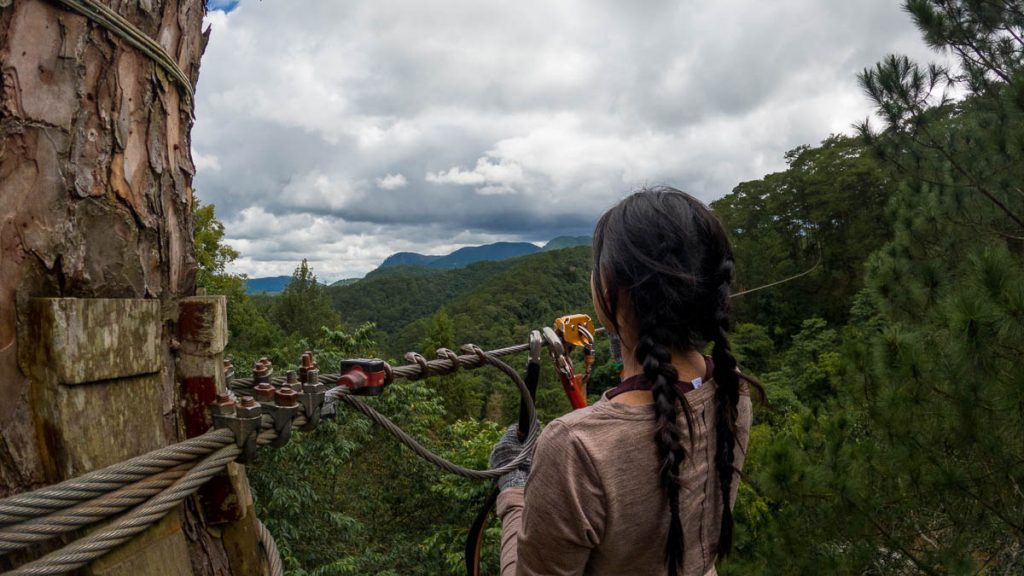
[193,0,939,281]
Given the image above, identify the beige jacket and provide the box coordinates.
[497,380,753,576]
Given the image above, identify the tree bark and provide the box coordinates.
[0,0,227,572]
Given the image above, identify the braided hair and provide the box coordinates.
[592,187,746,574]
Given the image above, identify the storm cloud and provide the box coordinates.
[192,0,939,280]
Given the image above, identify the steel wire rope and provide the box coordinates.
[47,0,195,102]
[730,241,823,298]
[0,464,191,554]
[0,429,234,528]
[324,348,539,480]
[230,342,533,389]
[257,520,284,576]
[1,444,241,576]
[0,421,304,574]
[0,416,306,556]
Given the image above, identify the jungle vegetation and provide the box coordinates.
[194,2,1024,573]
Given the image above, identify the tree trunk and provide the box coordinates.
[0,0,236,573]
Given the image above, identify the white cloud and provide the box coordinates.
[192,149,221,172]
[375,173,408,190]
[426,156,525,195]
[193,0,944,277]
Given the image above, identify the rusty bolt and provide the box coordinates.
[254,382,276,403]
[252,359,272,383]
[286,370,300,389]
[301,352,314,369]
[213,393,236,416]
[237,396,260,418]
[275,387,299,407]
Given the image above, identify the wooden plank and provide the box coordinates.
[24,298,160,385]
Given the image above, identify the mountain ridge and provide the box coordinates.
[380,241,541,270]
[246,237,591,293]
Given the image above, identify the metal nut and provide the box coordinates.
[213,393,236,416]
[275,387,299,407]
[237,396,261,418]
[254,382,276,403]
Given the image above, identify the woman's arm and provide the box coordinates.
[496,420,605,576]
[496,488,525,576]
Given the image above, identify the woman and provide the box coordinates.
[490,187,754,576]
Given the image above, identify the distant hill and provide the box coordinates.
[543,235,591,251]
[328,246,595,354]
[245,275,331,294]
[248,238,584,296]
[380,252,442,267]
[244,276,292,294]
[378,241,541,272]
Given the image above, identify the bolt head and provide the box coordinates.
[236,396,261,417]
[213,395,236,416]
[286,370,299,384]
[275,387,299,407]
[254,383,276,403]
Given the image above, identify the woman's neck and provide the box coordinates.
[620,346,707,384]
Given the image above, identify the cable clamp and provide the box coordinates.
[261,388,300,449]
[300,369,325,432]
[211,394,261,463]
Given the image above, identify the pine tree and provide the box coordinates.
[744,2,1024,573]
[272,259,342,343]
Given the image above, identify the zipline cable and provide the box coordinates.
[730,242,822,298]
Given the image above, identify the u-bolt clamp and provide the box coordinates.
[261,388,300,449]
[300,369,325,432]
[212,394,261,464]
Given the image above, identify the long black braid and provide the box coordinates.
[592,187,750,574]
[636,330,695,576]
[710,259,740,557]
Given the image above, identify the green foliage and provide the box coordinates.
[191,199,284,368]
[730,322,775,374]
[272,259,343,343]
[328,261,512,343]
[212,4,1024,572]
[193,198,240,287]
[712,135,893,339]
[730,2,1024,573]
[249,374,509,575]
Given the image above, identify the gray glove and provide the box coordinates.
[489,424,532,491]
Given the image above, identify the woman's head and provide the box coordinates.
[592,187,741,574]
[591,187,733,347]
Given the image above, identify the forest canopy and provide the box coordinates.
[193,1,1024,573]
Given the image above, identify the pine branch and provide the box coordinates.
[910,126,1024,231]
[844,495,943,576]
